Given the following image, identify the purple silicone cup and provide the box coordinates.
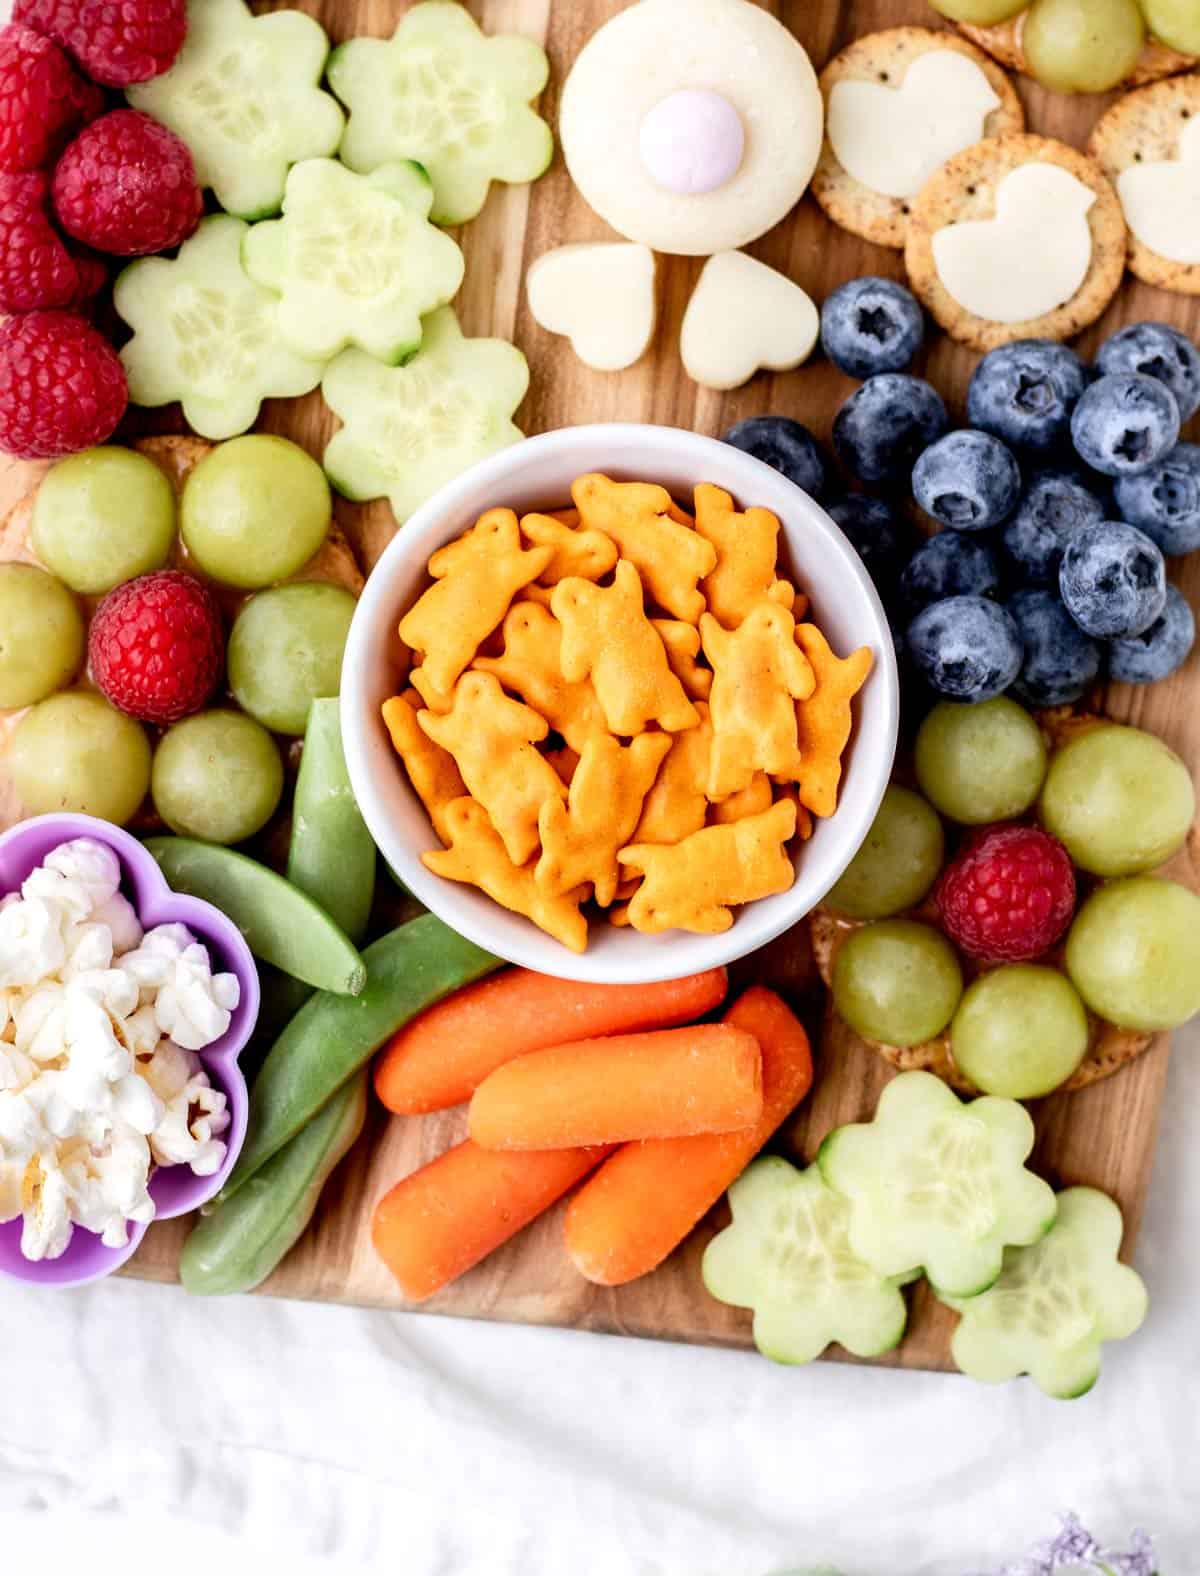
[0,813,259,1289]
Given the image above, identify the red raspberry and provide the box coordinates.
[0,170,106,312]
[0,24,103,175]
[0,310,127,459]
[14,0,186,87]
[53,109,202,256]
[90,571,225,726]
[936,824,1076,964]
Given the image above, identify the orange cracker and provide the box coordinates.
[552,560,699,736]
[423,797,589,954]
[418,671,565,866]
[520,582,555,608]
[536,732,673,905]
[381,693,466,844]
[793,624,874,818]
[701,601,816,799]
[572,473,717,623]
[652,618,712,701]
[629,703,712,844]
[694,483,795,629]
[544,746,580,786]
[474,600,608,752]
[409,665,454,712]
[707,773,773,825]
[398,508,553,695]
[618,798,798,935]
[520,510,619,584]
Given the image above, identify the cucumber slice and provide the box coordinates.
[127,0,344,221]
[328,0,552,225]
[322,305,528,525]
[703,1156,908,1364]
[114,216,325,441]
[818,1070,1058,1299]
[946,1188,1148,1399]
[242,159,465,365]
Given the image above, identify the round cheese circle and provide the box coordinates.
[559,0,824,256]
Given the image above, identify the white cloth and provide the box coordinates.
[2,1028,1196,1575]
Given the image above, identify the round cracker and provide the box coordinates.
[812,27,1024,250]
[904,133,1126,351]
[958,15,1194,88]
[1090,73,1200,296]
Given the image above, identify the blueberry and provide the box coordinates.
[1108,584,1195,686]
[1059,521,1167,638]
[906,595,1022,703]
[825,495,905,591]
[1070,373,1181,477]
[1008,588,1101,707]
[820,276,925,380]
[900,531,1001,615]
[911,429,1021,531]
[832,374,949,485]
[966,340,1087,456]
[1002,468,1108,586]
[722,416,828,499]
[1113,442,1200,556]
[1095,322,1200,423]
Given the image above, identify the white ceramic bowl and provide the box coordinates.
[341,424,899,983]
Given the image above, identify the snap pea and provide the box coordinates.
[221,915,499,1199]
[180,1070,368,1296]
[144,837,366,996]
[286,699,376,944]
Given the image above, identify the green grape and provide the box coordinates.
[914,698,1047,826]
[32,446,175,594]
[825,785,945,920]
[180,435,331,589]
[928,0,1029,22]
[1040,723,1194,877]
[1139,0,1200,54]
[950,965,1089,1098]
[0,563,85,708]
[1066,877,1200,1031]
[1024,0,1145,92]
[9,691,150,825]
[152,709,284,845]
[227,583,356,735]
[832,919,964,1047]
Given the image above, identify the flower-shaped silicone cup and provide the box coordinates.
[0,813,259,1289]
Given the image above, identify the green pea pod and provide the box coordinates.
[286,698,376,944]
[220,915,499,1200]
[180,1070,369,1296]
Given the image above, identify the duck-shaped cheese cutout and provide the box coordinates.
[932,163,1096,324]
[1116,115,1200,266]
[828,51,1002,200]
[526,243,657,372]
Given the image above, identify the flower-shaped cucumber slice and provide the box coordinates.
[702,1156,909,1365]
[127,0,344,221]
[321,306,528,525]
[242,160,465,366]
[115,215,325,442]
[818,1070,1057,1298]
[946,1187,1148,1399]
[328,0,552,226]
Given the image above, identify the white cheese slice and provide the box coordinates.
[526,243,657,373]
[1117,115,1200,266]
[680,250,818,391]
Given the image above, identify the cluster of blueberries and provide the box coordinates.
[723,276,1199,706]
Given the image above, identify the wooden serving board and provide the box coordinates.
[5,0,1199,1370]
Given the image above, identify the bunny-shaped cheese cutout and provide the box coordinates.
[931,163,1096,325]
[526,243,658,372]
[1116,115,1200,266]
[827,52,1001,200]
[680,252,819,392]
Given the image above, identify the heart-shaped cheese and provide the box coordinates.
[828,50,1002,200]
[526,242,657,372]
[680,251,819,391]
[1117,115,1200,265]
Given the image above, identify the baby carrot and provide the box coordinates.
[371,1140,612,1301]
[374,966,728,1114]
[467,1025,762,1150]
[563,988,814,1286]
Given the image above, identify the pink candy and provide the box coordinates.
[638,90,745,196]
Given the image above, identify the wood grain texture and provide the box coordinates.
[5,0,1199,1371]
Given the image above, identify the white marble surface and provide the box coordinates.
[3,1030,1196,1576]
